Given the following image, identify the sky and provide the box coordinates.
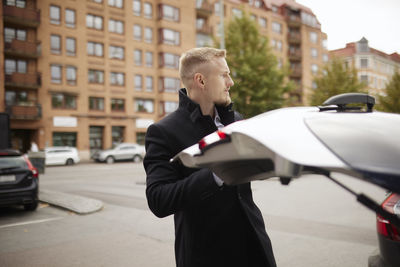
[295,0,400,54]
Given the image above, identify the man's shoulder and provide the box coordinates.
[152,108,186,130]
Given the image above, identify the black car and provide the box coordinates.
[174,93,400,266]
[0,149,39,211]
[369,192,400,267]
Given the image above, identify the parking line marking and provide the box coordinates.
[0,217,63,229]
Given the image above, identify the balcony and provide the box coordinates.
[196,24,213,35]
[5,72,41,89]
[288,50,302,61]
[287,15,301,28]
[4,40,41,58]
[6,104,42,120]
[3,5,41,28]
[290,67,302,78]
[196,0,213,17]
[287,32,301,44]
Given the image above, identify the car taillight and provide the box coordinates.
[23,155,39,178]
[377,193,400,241]
[198,130,231,150]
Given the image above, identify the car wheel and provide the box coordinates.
[133,155,142,163]
[106,156,115,164]
[24,200,38,211]
[66,158,74,165]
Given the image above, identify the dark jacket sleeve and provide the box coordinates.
[143,123,221,218]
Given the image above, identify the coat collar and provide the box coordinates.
[178,88,235,125]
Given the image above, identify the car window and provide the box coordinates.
[0,156,28,169]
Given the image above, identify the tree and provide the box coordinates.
[223,12,293,118]
[378,70,400,113]
[310,57,366,106]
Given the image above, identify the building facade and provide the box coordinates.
[1,0,327,160]
[330,37,400,97]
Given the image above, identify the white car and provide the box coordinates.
[173,93,400,229]
[45,147,80,166]
[92,143,145,164]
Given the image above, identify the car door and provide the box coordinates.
[120,145,135,160]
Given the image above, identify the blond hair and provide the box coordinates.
[179,47,226,89]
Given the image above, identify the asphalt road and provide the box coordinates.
[0,162,387,267]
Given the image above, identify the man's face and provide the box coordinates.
[202,57,234,106]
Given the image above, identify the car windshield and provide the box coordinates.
[0,156,28,169]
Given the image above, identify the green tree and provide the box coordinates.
[310,57,366,106]
[378,70,400,113]
[223,12,293,118]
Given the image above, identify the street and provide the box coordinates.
[0,162,387,267]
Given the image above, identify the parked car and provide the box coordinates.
[369,192,400,267]
[0,149,39,211]
[45,146,80,166]
[92,143,145,164]
[173,93,400,266]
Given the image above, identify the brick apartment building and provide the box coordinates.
[330,37,400,97]
[1,0,327,160]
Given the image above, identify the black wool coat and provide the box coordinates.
[143,89,276,267]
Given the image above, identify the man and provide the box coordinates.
[143,47,276,267]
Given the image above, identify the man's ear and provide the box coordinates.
[194,73,204,88]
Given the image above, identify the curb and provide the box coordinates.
[39,190,104,215]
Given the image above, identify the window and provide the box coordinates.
[360,75,369,85]
[51,64,62,83]
[109,45,124,60]
[86,14,103,30]
[144,2,152,18]
[160,101,178,115]
[136,132,145,145]
[323,54,329,62]
[112,126,125,145]
[88,69,104,84]
[66,66,77,85]
[87,41,104,57]
[258,17,267,28]
[65,9,76,28]
[135,98,154,113]
[311,64,318,75]
[50,5,61,25]
[133,0,141,16]
[89,97,104,111]
[52,93,76,109]
[66,37,76,56]
[276,40,282,51]
[111,98,125,111]
[4,27,26,43]
[134,49,142,66]
[159,4,179,22]
[5,59,27,74]
[232,8,242,18]
[145,76,153,92]
[133,24,142,40]
[322,39,328,49]
[159,53,179,69]
[51,34,61,54]
[145,51,153,67]
[311,48,318,58]
[272,5,278,13]
[5,90,28,105]
[159,77,180,92]
[360,58,368,68]
[144,27,153,43]
[53,132,77,147]
[272,22,282,33]
[301,12,318,28]
[91,0,103,3]
[108,0,123,8]
[6,0,26,8]
[250,0,263,8]
[159,28,180,45]
[310,32,318,43]
[134,74,142,90]
[110,72,125,85]
[109,19,124,34]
